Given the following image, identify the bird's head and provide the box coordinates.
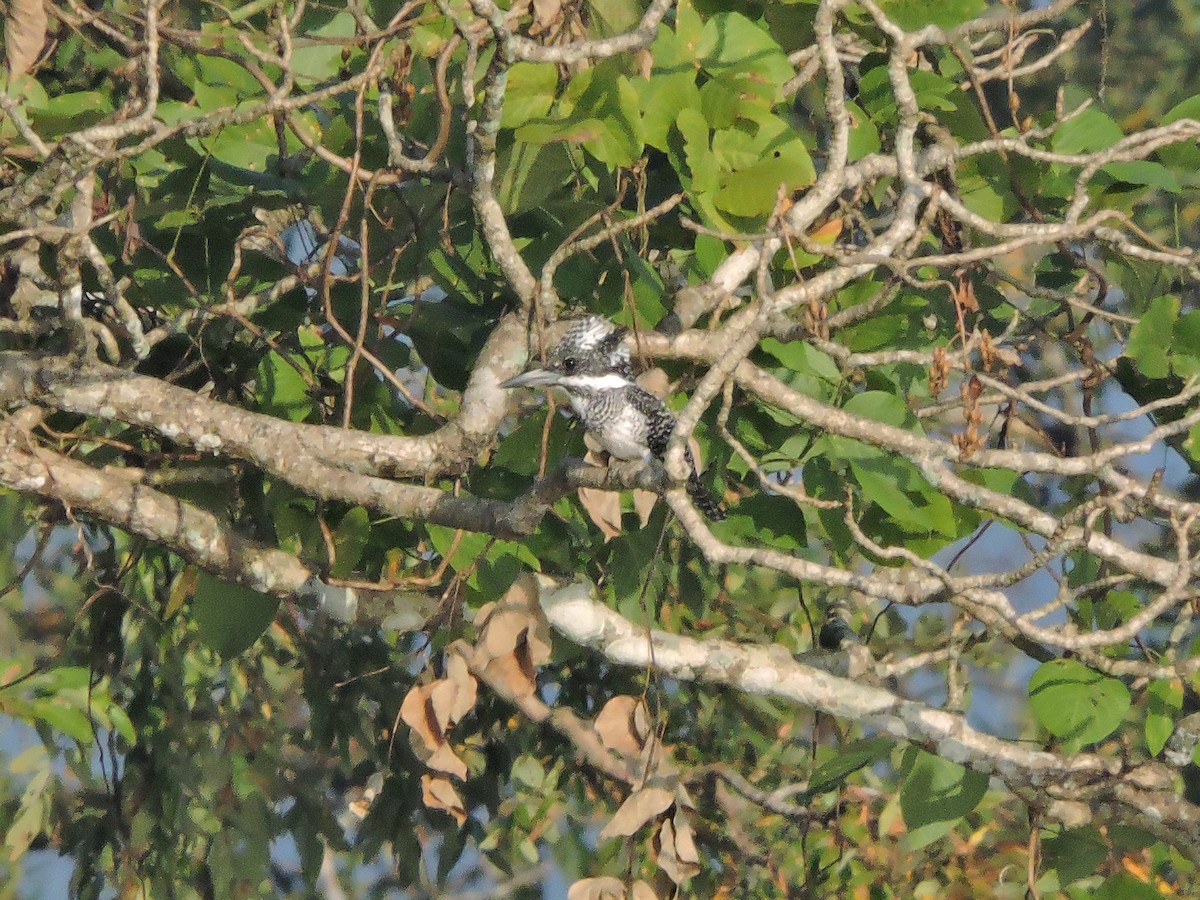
[501,316,634,392]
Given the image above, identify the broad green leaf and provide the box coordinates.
[1163,93,1200,124]
[290,12,357,81]
[192,572,280,656]
[1090,873,1166,900]
[1042,826,1108,886]
[808,738,892,795]
[1102,161,1182,193]
[1176,310,1200,354]
[847,100,881,160]
[30,699,95,743]
[909,70,958,113]
[500,63,558,129]
[256,350,315,422]
[1145,679,1183,756]
[899,748,987,849]
[882,0,987,29]
[1051,104,1123,154]
[697,13,793,98]
[716,155,813,217]
[843,390,912,428]
[1028,659,1130,746]
[760,339,841,382]
[330,507,371,579]
[1126,295,1179,379]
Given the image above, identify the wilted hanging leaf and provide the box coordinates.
[656,808,701,885]
[472,573,552,697]
[531,0,564,33]
[598,786,674,841]
[567,877,658,900]
[399,682,442,751]
[424,742,469,781]
[632,489,658,527]
[429,654,477,731]
[579,485,624,540]
[955,277,979,313]
[481,632,539,698]
[399,672,472,780]
[594,696,650,757]
[5,0,48,79]
[421,774,467,825]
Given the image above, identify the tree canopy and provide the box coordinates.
[2,0,1200,897]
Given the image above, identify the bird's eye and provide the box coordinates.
[561,356,578,373]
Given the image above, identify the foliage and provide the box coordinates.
[1,0,1199,897]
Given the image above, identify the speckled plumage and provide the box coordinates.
[502,316,726,520]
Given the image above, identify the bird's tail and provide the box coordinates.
[683,444,726,521]
[686,473,726,521]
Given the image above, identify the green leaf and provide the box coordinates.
[1176,310,1200,355]
[1041,826,1108,886]
[192,572,280,656]
[1145,679,1183,756]
[847,100,881,160]
[30,699,95,743]
[808,738,892,795]
[898,748,987,849]
[882,0,987,29]
[1028,659,1130,746]
[516,64,643,167]
[1163,92,1200,124]
[1126,295,1179,379]
[1101,161,1182,193]
[330,507,371,579]
[697,13,793,101]
[256,350,315,422]
[289,11,357,82]
[714,157,796,217]
[500,63,559,128]
[1090,873,1166,900]
[1051,104,1123,154]
[843,390,912,428]
[760,338,841,382]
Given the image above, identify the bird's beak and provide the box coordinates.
[500,368,561,389]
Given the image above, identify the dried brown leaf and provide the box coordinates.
[567,877,656,900]
[656,809,701,886]
[426,742,469,781]
[429,654,477,728]
[579,485,624,540]
[504,570,541,609]
[955,277,980,313]
[531,0,563,31]
[484,645,537,697]
[594,696,650,756]
[399,683,441,750]
[421,774,467,825]
[475,608,528,661]
[5,0,47,79]
[598,786,674,841]
[445,653,478,719]
[638,368,670,398]
[632,489,658,527]
[474,573,551,668]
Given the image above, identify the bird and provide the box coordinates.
[501,316,726,521]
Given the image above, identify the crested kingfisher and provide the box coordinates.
[501,316,726,521]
